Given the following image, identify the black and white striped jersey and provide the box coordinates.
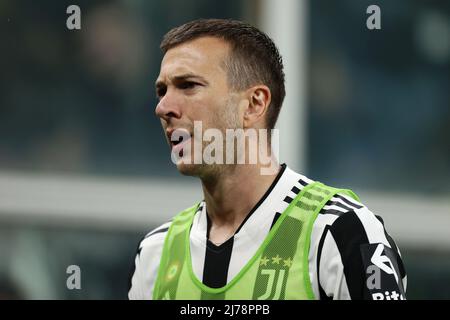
[128,164,407,300]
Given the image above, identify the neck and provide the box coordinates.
[201,160,281,233]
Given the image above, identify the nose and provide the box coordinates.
[155,90,182,122]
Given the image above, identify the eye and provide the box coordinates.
[178,81,199,90]
[156,86,166,99]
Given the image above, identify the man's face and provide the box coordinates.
[155,37,242,177]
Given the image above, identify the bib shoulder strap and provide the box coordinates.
[153,202,201,299]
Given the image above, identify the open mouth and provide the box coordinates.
[168,129,192,156]
[171,135,185,147]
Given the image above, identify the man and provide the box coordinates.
[129,19,406,300]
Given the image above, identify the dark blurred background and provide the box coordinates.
[0,0,449,299]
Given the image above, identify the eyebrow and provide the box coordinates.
[155,73,208,89]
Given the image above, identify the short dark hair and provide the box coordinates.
[160,19,285,129]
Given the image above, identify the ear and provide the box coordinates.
[243,85,271,128]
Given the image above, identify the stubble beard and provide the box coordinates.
[175,97,240,180]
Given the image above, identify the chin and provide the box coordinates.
[175,161,203,177]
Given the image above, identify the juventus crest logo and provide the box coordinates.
[255,254,292,300]
[257,269,286,300]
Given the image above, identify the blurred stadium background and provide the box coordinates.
[0,0,449,299]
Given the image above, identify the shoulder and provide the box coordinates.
[135,220,174,274]
[287,171,394,260]
[311,186,401,265]
[128,202,204,300]
[138,201,203,253]
[136,220,174,276]
[314,192,394,254]
[309,190,407,300]
[309,186,383,253]
[139,221,172,252]
[128,221,172,300]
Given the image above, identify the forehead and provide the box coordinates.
[159,37,230,79]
